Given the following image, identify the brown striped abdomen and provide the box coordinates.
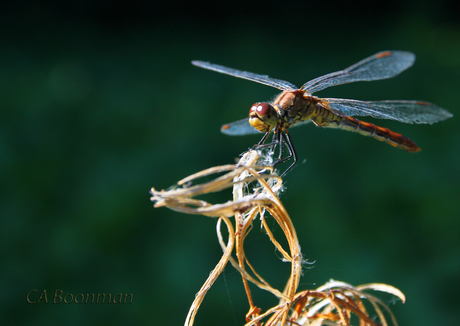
[313,114,421,152]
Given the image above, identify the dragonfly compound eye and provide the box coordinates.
[249,102,278,132]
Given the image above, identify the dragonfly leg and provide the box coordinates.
[257,131,271,146]
[274,131,284,164]
[270,132,278,153]
[253,130,297,176]
[253,132,277,153]
[278,131,297,176]
[265,131,297,175]
[254,131,281,153]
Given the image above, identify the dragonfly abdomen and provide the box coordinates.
[342,116,421,152]
[312,111,421,152]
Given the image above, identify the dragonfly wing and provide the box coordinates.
[321,98,453,124]
[221,118,261,136]
[192,61,298,91]
[221,118,312,136]
[301,51,415,94]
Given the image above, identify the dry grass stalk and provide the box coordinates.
[150,150,405,326]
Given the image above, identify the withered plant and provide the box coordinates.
[150,150,405,326]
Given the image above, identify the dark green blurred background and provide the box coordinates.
[1,1,459,325]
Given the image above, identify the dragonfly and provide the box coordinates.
[192,51,452,175]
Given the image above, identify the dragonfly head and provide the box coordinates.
[249,102,278,133]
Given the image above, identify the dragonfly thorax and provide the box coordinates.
[249,102,279,133]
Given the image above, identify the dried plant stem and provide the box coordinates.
[150,150,405,326]
[184,215,235,326]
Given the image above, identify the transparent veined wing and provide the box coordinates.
[192,61,298,91]
[321,98,453,124]
[221,118,260,136]
[221,118,312,136]
[301,51,415,94]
